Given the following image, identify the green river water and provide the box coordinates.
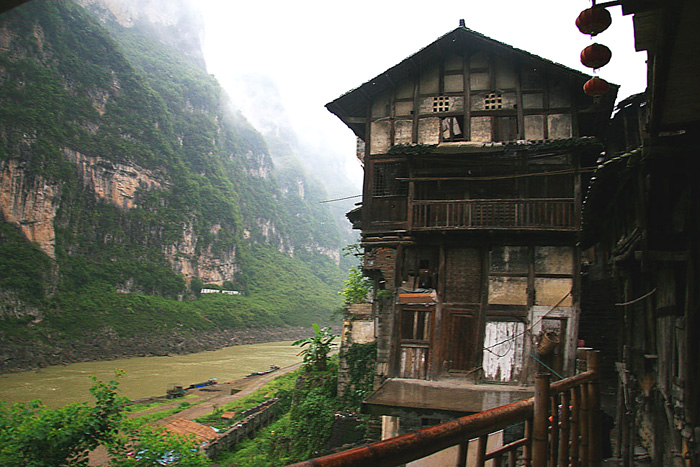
[0,341,302,408]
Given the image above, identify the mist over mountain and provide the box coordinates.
[0,0,348,371]
[221,72,360,245]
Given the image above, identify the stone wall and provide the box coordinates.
[204,398,280,458]
[337,303,374,398]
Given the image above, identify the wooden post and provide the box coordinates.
[559,390,571,466]
[475,435,488,466]
[580,375,590,466]
[524,419,533,467]
[588,350,602,466]
[550,394,560,467]
[456,441,469,467]
[615,370,624,460]
[533,372,550,467]
[571,385,581,467]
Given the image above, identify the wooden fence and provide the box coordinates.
[288,349,602,467]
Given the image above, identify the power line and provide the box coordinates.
[319,194,362,204]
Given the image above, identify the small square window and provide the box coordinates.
[484,92,503,110]
[433,96,450,113]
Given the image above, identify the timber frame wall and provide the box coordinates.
[328,23,616,434]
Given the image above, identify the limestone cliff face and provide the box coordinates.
[315,246,341,265]
[244,150,272,180]
[162,222,238,286]
[0,159,60,259]
[198,241,238,285]
[65,149,241,286]
[2,149,238,287]
[63,148,168,209]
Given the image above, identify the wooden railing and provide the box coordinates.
[288,349,601,467]
[411,198,576,231]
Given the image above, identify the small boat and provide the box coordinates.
[186,378,217,389]
[246,365,280,377]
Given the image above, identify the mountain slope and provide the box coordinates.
[0,0,345,372]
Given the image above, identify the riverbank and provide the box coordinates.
[0,326,323,374]
[0,340,310,408]
[87,361,304,466]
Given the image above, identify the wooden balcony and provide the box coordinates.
[411,198,577,231]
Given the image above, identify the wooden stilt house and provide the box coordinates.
[328,22,617,436]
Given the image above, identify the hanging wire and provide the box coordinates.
[481,290,572,353]
[614,288,656,306]
[318,194,362,204]
[527,350,565,380]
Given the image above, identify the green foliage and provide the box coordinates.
[0,374,210,466]
[195,371,299,429]
[126,395,197,416]
[293,323,337,371]
[107,422,210,467]
[216,360,340,466]
[341,342,377,410]
[242,246,343,326]
[287,386,337,459]
[0,0,348,358]
[0,374,126,466]
[0,222,53,304]
[339,266,372,305]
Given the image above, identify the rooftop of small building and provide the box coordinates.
[362,378,534,417]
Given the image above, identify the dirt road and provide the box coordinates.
[155,362,302,424]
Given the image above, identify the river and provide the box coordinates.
[0,341,302,408]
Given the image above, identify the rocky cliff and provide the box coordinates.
[0,0,346,372]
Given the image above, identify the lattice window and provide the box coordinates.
[432,96,450,112]
[372,162,408,197]
[484,92,503,110]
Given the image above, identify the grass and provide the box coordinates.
[125,394,198,415]
[194,370,300,429]
[129,399,202,426]
[126,370,301,430]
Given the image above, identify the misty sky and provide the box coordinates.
[197,0,648,193]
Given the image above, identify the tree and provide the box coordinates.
[0,375,125,467]
[338,266,371,305]
[0,374,210,467]
[106,422,209,467]
[293,323,337,371]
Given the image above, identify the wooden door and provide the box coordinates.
[398,307,433,379]
[445,312,480,372]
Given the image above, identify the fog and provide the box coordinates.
[197,0,648,197]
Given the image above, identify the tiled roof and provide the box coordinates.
[326,26,618,139]
[163,418,219,443]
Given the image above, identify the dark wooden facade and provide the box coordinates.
[581,1,700,465]
[329,25,616,429]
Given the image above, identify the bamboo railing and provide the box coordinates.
[288,349,601,467]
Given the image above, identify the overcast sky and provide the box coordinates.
[197,0,648,191]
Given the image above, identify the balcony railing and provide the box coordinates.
[411,198,576,231]
[288,349,601,467]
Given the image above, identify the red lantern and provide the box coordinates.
[576,8,612,36]
[583,77,610,97]
[580,43,612,69]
